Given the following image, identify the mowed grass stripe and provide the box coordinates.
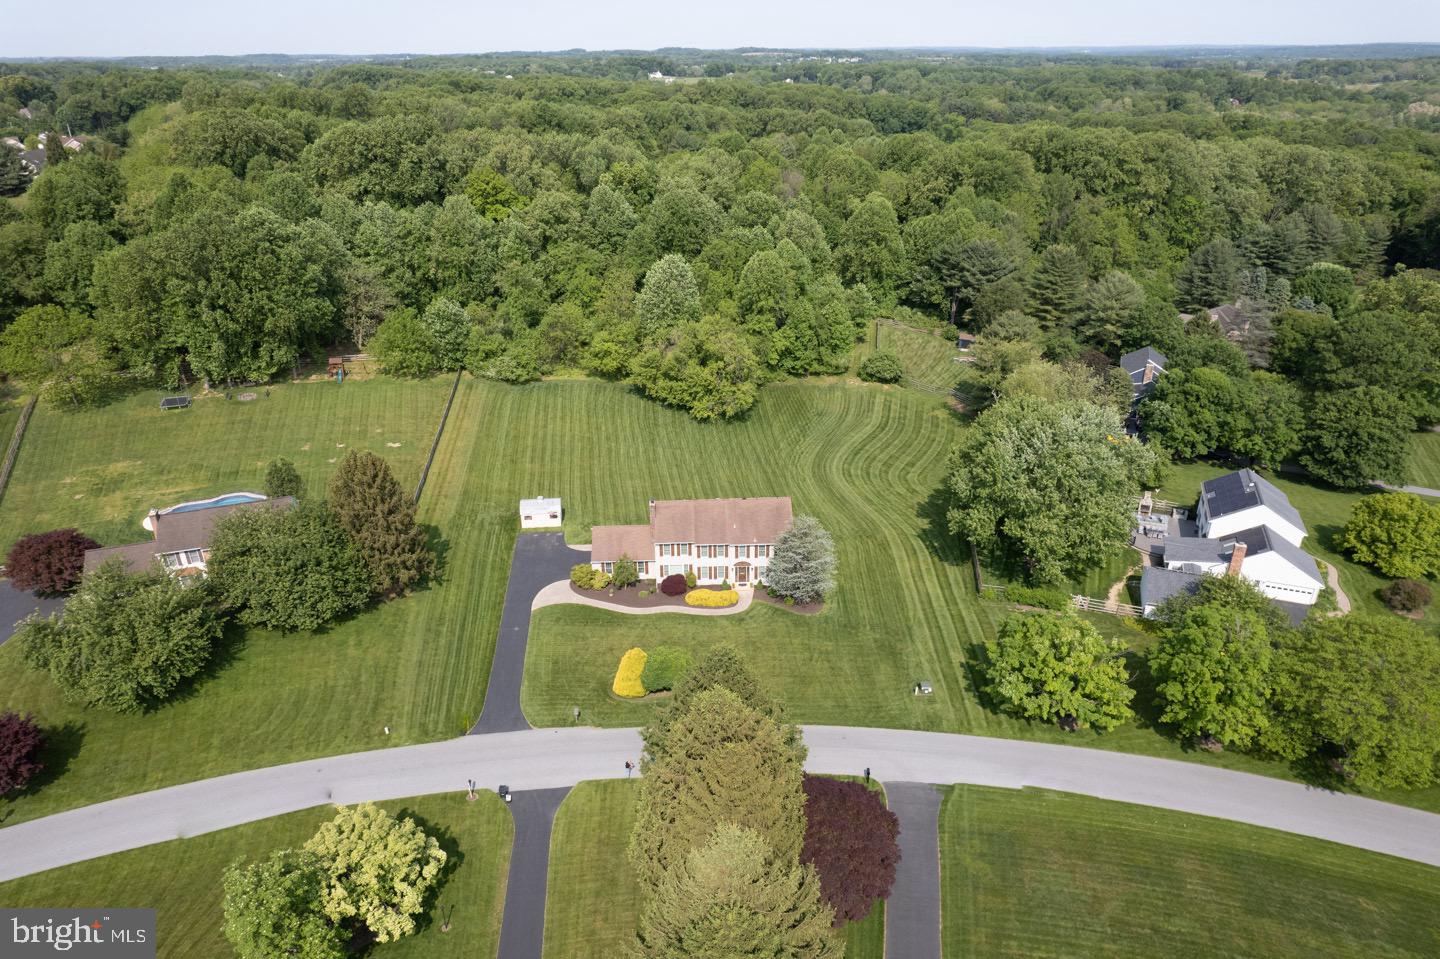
[939,784,1440,958]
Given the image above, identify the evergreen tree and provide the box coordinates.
[1029,243,1087,328]
[1176,237,1241,311]
[264,458,303,499]
[630,688,808,893]
[0,147,28,197]
[642,644,786,763]
[327,451,434,599]
[635,824,839,959]
[1080,270,1145,351]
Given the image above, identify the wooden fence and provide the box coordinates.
[1071,594,1143,617]
[0,397,37,510]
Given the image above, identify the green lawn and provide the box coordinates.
[0,792,513,959]
[1406,431,1440,493]
[940,784,1440,958]
[873,321,964,393]
[542,778,882,959]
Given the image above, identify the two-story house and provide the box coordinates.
[1141,469,1322,617]
[590,497,792,587]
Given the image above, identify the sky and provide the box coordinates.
[4,0,1439,58]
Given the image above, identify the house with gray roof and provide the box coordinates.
[1141,469,1322,617]
[1196,468,1306,547]
[1119,347,1166,435]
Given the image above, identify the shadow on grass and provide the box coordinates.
[392,807,466,937]
[915,485,967,568]
[162,618,249,707]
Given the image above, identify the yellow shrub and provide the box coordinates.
[684,588,739,608]
[612,647,648,698]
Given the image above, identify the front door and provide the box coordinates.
[735,561,751,585]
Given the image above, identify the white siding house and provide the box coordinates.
[1195,469,1306,547]
[519,497,562,529]
[590,497,792,587]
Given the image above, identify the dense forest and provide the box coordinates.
[2,50,1439,481]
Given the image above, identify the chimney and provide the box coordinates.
[1142,361,1156,385]
[1226,541,1247,578]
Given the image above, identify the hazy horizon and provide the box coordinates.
[4,0,1439,60]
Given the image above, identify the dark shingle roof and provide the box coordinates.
[1201,469,1304,532]
[1229,524,1322,585]
[1141,566,1203,610]
[1159,537,1226,566]
[1119,347,1167,376]
[82,496,296,575]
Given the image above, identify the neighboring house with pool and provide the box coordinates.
[83,493,294,578]
[590,496,792,586]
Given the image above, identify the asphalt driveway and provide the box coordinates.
[0,579,64,645]
[496,787,571,959]
[471,532,590,734]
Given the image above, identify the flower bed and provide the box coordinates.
[684,588,739,608]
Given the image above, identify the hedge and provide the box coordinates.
[641,645,694,693]
[612,647,648,698]
[1006,585,1072,610]
[685,588,739,608]
[660,573,688,596]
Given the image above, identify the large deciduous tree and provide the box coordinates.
[634,254,702,342]
[222,850,346,959]
[1300,386,1414,488]
[4,528,101,594]
[767,515,836,604]
[1338,492,1440,579]
[981,612,1135,731]
[1149,598,1276,748]
[800,776,900,925]
[634,823,839,959]
[946,396,1159,584]
[19,561,223,713]
[303,802,446,944]
[207,503,371,632]
[327,451,434,599]
[1264,616,1440,789]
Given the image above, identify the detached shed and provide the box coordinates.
[520,496,562,529]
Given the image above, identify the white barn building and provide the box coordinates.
[519,496,562,529]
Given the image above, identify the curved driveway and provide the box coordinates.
[4,724,1439,883]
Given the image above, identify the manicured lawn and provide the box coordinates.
[0,377,506,826]
[939,784,1440,957]
[0,792,513,959]
[542,778,883,959]
[1406,431,1440,493]
[874,321,964,392]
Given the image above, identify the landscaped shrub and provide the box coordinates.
[571,563,595,589]
[660,573,688,596]
[613,647,648,698]
[4,528,101,595]
[593,570,613,590]
[0,711,45,795]
[641,645,694,693]
[858,350,904,383]
[1006,585,1072,610]
[1381,578,1432,613]
[684,570,697,589]
[613,555,638,588]
[685,588,739,608]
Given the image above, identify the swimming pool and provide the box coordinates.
[142,492,268,531]
[165,493,267,514]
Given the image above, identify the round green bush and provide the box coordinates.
[641,645,694,693]
[859,350,904,383]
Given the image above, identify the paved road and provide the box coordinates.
[1376,481,1440,499]
[0,579,64,645]
[5,725,1440,883]
[496,788,570,959]
[471,533,590,734]
[884,782,942,959]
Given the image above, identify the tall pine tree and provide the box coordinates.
[1029,243,1087,328]
[327,451,434,599]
